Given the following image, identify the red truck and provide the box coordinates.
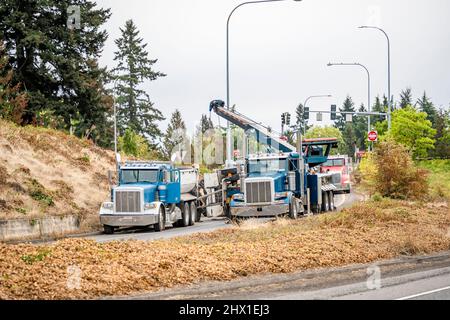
[320,155,352,194]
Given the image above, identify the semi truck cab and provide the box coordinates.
[99,162,198,234]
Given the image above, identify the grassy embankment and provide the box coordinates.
[0,119,114,230]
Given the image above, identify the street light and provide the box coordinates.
[327,62,371,134]
[303,95,332,134]
[225,0,302,167]
[359,26,392,131]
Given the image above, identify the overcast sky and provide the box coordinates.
[95,0,450,134]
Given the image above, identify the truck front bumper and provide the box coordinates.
[230,203,289,218]
[99,204,159,227]
[100,214,158,227]
[333,183,351,193]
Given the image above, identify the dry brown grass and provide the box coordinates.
[0,119,114,226]
[0,199,448,300]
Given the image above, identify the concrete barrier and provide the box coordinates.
[0,215,80,242]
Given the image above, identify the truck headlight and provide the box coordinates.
[144,203,157,210]
[233,194,244,201]
[102,202,114,210]
[275,192,288,199]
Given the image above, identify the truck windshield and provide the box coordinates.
[323,159,345,167]
[247,159,287,174]
[121,170,159,184]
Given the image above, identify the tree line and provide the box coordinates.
[298,89,450,160]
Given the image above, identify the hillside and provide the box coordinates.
[0,120,115,231]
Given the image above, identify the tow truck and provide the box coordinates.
[210,100,339,217]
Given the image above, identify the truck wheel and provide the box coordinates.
[154,206,165,232]
[189,202,197,226]
[328,191,335,211]
[103,225,115,234]
[195,203,202,223]
[224,204,231,219]
[180,202,190,227]
[321,191,329,213]
[289,197,298,219]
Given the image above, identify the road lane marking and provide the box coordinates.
[396,286,450,300]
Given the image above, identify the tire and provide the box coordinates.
[321,191,329,213]
[103,225,114,234]
[289,197,298,219]
[328,191,335,211]
[154,206,165,232]
[189,202,197,226]
[224,204,231,219]
[180,202,190,227]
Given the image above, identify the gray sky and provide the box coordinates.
[96,0,450,134]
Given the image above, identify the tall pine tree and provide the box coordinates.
[0,0,112,145]
[399,88,413,109]
[163,109,186,160]
[417,91,437,128]
[334,95,355,131]
[113,19,165,144]
[334,96,356,157]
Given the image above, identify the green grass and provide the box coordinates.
[417,160,450,200]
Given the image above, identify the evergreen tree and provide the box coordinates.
[334,95,355,131]
[295,103,310,133]
[353,104,368,151]
[113,19,165,144]
[417,91,437,128]
[0,0,112,145]
[0,41,28,124]
[162,109,186,160]
[399,88,413,109]
[372,96,385,125]
[199,114,214,134]
[432,108,450,158]
[382,95,390,110]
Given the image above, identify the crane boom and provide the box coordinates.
[209,100,297,153]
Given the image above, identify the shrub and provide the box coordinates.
[118,129,150,158]
[360,139,429,200]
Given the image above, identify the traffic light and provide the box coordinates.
[331,105,337,120]
[286,113,291,126]
[281,113,286,125]
[304,107,310,120]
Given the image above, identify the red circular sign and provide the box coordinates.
[368,131,378,142]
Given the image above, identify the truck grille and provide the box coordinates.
[245,180,272,204]
[115,190,141,213]
[331,173,341,184]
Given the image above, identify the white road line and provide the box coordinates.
[396,286,450,300]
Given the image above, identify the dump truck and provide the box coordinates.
[99,161,203,234]
[210,100,339,218]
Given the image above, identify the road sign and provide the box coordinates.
[346,114,353,122]
[368,131,378,142]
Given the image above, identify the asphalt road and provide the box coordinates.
[119,251,450,300]
[88,193,356,243]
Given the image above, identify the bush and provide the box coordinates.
[360,139,429,200]
[118,129,150,158]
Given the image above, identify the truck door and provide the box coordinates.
[165,169,181,204]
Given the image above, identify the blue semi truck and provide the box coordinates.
[99,162,202,234]
[210,100,339,218]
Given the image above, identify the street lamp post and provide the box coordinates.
[112,78,120,171]
[327,62,371,132]
[303,95,332,134]
[359,26,392,131]
[226,0,302,167]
